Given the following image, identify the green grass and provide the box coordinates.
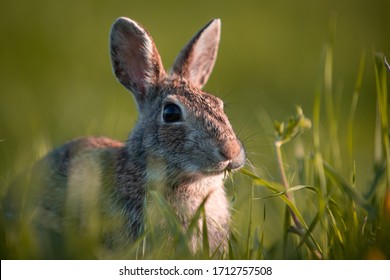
[1,46,390,259]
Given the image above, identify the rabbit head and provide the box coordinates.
[110,17,245,185]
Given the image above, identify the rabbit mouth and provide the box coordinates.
[226,162,243,172]
[205,159,244,175]
[204,149,246,175]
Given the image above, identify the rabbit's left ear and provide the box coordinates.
[170,19,221,88]
[110,17,165,101]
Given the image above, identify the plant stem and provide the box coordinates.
[275,139,323,259]
[274,140,301,228]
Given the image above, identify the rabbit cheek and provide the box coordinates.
[158,125,186,150]
[156,125,188,172]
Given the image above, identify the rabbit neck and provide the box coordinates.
[167,174,229,225]
[168,174,230,251]
[145,157,230,251]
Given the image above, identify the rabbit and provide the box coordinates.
[3,17,246,258]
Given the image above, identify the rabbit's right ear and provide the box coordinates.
[170,19,221,88]
[110,17,165,102]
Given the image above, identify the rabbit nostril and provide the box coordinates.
[219,150,229,160]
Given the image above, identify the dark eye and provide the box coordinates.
[163,103,182,123]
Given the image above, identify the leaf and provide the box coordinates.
[323,162,370,211]
[239,169,308,229]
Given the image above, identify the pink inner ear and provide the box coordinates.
[124,43,151,94]
[110,17,164,97]
[169,19,220,89]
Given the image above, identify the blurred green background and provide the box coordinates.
[1,0,389,258]
[2,0,389,183]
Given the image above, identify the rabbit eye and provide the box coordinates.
[163,103,182,123]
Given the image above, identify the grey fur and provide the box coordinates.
[8,17,245,258]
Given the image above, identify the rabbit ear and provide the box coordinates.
[170,19,221,88]
[110,17,165,101]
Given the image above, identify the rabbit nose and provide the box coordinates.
[227,151,245,170]
[218,139,246,171]
[219,139,242,161]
